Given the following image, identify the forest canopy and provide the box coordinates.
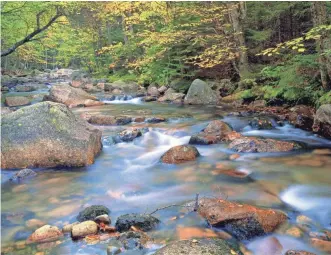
[1,1,331,105]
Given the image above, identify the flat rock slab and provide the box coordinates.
[228,137,299,153]
[155,239,243,255]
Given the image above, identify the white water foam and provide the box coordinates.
[103,96,142,104]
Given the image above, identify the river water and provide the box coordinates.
[1,91,331,255]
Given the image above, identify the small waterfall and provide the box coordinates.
[102,95,142,104]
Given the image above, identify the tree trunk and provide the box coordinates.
[228,2,249,77]
[311,2,331,91]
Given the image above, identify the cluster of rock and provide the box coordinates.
[143,79,219,105]
[233,102,331,139]
[85,114,166,126]
[25,205,161,254]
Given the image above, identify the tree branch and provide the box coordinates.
[1,11,63,57]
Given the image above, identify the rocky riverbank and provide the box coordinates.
[1,69,331,255]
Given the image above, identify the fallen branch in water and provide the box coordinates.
[149,193,200,215]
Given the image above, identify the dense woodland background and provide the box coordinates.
[1,1,331,107]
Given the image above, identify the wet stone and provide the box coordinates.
[10,169,37,182]
[115,213,160,232]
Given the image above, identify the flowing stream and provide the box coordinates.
[1,86,331,255]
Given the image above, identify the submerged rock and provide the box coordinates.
[88,115,132,125]
[77,205,110,222]
[115,213,160,232]
[27,225,63,243]
[145,117,166,123]
[313,104,331,138]
[196,198,287,240]
[285,251,317,255]
[155,239,243,255]
[228,137,299,153]
[1,101,102,169]
[10,169,37,182]
[45,84,103,108]
[189,120,232,145]
[71,221,98,239]
[184,79,218,105]
[5,96,30,107]
[249,117,274,130]
[15,85,37,92]
[161,145,200,164]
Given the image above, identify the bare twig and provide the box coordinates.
[149,204,183,215]
[194,193,199,211]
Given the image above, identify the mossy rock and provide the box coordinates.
[77,205,110,222]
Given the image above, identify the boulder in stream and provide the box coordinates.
[196,198,287,240]
[161,145,200,164]
[313,104,331,138]
[189,120,232,145]
[1,101,102,169]
[184,79,218,105]
[228,137,299,153]
[115,213,160,232]
[5,96,30,107]
[44,84,103,108]
[154,239,243,255]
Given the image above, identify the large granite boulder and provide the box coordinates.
[1,101,102,169]
[155,239,243,255]
[313,104,331,139]
[44,84,103,108]
[184,79,218,105]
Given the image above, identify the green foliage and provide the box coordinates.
[317,91,331,107]
[239,89,255,100]
[258,55,323,104]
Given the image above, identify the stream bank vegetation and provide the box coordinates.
[1,1,331,107]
